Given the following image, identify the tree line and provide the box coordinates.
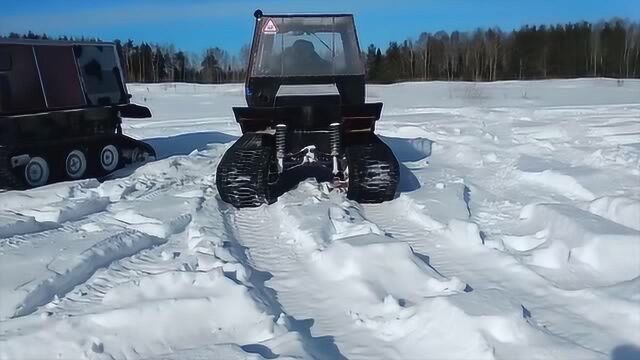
[1,31,249,83]
[114,41,250,83]
[366,18,640,82]
[2,18,639,83]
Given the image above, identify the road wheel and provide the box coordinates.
[99,144,120,173]
[64,149,88,180]
[24,156,50,188]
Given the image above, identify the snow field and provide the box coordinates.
[0,78,639,359]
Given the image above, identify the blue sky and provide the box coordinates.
[1,0,637,55]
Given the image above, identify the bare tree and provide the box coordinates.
[591,22,603,76]
[471,29,485,81]
[418,32,432,80]
[623,23,638,77]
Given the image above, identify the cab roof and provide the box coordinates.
[0,38,116,47]
[259,13,354,18]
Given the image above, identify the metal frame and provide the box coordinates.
[247,12,364,83]
[253,12,361,52]
[257,12,355,18]
[0,38,117,47]
[30,46,49,108]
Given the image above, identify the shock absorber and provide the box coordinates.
[329,122,341,175]
[275,123,286,173]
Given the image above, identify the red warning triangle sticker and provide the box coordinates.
[262,19,278,34]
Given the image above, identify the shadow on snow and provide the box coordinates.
[380,135,433,193]
[145,131,238,160]
[611,344,640,360]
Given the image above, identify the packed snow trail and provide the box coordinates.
[225,182,628,359]
[223,185,477,360]
[0,147,314,359]
[0,79,639,359]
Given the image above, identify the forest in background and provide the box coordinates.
[2,18,639,83]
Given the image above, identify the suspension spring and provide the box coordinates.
[275,124,286,157]
[275,124,286,173]
[329,122,341,156]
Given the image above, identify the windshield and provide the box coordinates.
[250,16,365,77]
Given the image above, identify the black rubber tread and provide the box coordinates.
[0,146,25,190]
[116,135,157,163]
[216,133,278,208]
[345,134,400,203]
[92,135,155,177]
[0,146,60,189]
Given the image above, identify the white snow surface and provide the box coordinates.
[1,79,639,360]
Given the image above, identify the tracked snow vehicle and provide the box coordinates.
[216,10,399,207]
[0,39,155,189]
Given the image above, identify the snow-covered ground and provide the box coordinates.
[1,79,639,360]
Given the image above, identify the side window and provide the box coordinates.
[0,51,11,71]
[74,45,124,105]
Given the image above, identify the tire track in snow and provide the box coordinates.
[12,230,169,318]
[0,218,126,319]
[0,180,114,241]
[223,202,379,360]
[224,183,496,360]
[219,198,347,360]
[38,186,203,314]
[3,150,225,320]
[35,150,224,317]
[33,186,309,360]
[7,203,195,318]
[7,149,312,359]
[41,212,194,317]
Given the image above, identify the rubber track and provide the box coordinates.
[0,135,155,191]
[216,134,276,208]
[115,135,157,164]
[0,146,24,190]
[345,135,400,203]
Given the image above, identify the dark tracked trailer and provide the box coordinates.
[216,10,400,208]
[0,39,155,189]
